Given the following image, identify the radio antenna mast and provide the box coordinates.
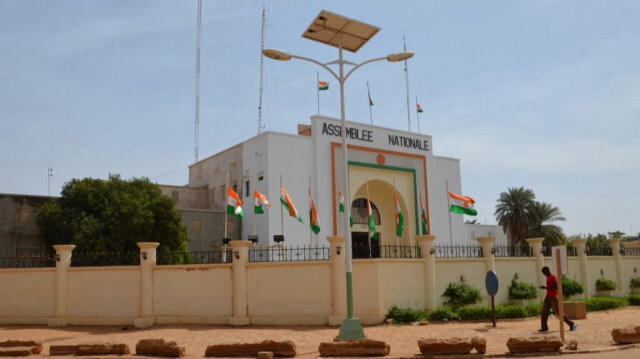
[403,32,411,132]
[257,5,266,134]
[194,0,202,162]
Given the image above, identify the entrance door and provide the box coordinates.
[351,232,380,258]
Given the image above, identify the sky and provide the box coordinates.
[1,1,639,237]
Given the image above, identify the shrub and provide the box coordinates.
[628,295,640,306]
[524,303,542,317]
[442,282,483,308]
[457,306,491,320]
[427,307,458,321]
[629,277,640,288]
[585,297,626,311]
[384,305,426,323]
[508,279,538,300]
[495,305,528,319]
[595,278,617,291]
[561,277,584,297]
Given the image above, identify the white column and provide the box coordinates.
[477,236,496,273]
[526,237,546,302]
[327,236,347,325]
[134,242,159,328]
[607,238,625,295]
[48,244,75,327]
[229,240,251,326]
[571,238,590,299]
[417,235,437,309]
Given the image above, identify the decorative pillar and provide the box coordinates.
[526,237,546,301]
[48,244,75,327]
[477,236,496,273]
[417,235,437,309]
[571,238,590,298]
[607,238,625,295]
[229,240,251,326]
[327,236,347,325]
[134,242,159,328]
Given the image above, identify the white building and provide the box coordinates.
[187,115,506,249]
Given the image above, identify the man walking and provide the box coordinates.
[539,266,577,332]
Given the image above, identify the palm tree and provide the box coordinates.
[494,187,535,247]
[524,201,567,248]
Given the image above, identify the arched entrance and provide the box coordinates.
[350,198,381,258]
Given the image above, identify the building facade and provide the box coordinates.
[187,115,506,248]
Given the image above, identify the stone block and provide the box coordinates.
[0,347,35,357]
[136,339,185,357]
[612,326,640,344]
[318,339,389,357]
[564,302,587,320]
[418,337,473,355]
[77,343,130,355]
[49,345,79,355]
[205,340,296,357]
[506,336,563,353]
[0,340,42,354]
[257,351,274,359]
[471,337,486,354]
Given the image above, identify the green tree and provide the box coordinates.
[494,187,535,247]
[524,201,567,248]
[37,176,189,261]
[607,230,625,239]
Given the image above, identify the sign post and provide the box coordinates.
[485,270,499,328]
[552,245,568,342]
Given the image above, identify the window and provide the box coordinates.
[350,198,381,225]
[245,180,250,197]
[171,191,180,203]
[192,219,202,233]
[232,183,238,193]
[220,185,226,202]
[210,188,216,205]
[258,175,264,181]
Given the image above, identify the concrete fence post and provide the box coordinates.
[417,235,437,309]
[571,238,590,298]
[229,240,251,326]
[526,237,546,301]
[477,236,496,273]
[607,238,625,295]
[327,236,347,325]
[134,242,159,328]
[48,244,75,327]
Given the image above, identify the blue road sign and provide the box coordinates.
[485,270,499,296]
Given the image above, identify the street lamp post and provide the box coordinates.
[263,42,412,339]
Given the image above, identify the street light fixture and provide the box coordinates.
[263,10,412,340]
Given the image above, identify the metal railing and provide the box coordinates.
[71,250,140,267]
[0,255,56,268]
[352,244,420,259]
[157,250,232,265]
[621,247,640,256]
[492,246,533,257]
[434,244,483,258]
[249,246,331,262]
[585,247,613,256]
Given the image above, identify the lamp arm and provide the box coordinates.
[289,54,340,81]
[344,56,388,82]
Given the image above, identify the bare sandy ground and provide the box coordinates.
[1,307,639,357]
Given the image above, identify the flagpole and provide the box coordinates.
[252,173,257,236]
[317,72,320,115]
[394,179,400,250]
[415,97,421,134]
[446,180,454,246]
[225,171,229,238]
[280,174,284,239]
[309,176,312,248]
[367,81,373,125]
[366,177,372,258]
